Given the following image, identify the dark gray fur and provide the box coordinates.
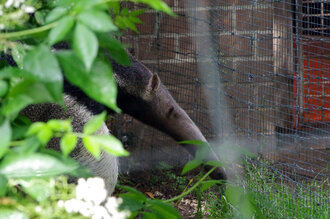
[22,54,226,194]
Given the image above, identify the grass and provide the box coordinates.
[205,159,329,219]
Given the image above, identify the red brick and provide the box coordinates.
[136,12,156,34]
[219,59,235,83]
[178,0,250,8]
[177,0,211,8]
[224,84,255,108]
[236,9,273,31]
[160,14,189,33]
[219,9,233,31]
[137,37,176,60]
[236,61,274,82]
[257,34,273,56]
[211,0,252,6]
[220,35,253,57]
[232,109,275,134]
[163,0,175,7]
[156,62,199,85]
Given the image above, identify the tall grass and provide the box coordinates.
[205,160,329,219]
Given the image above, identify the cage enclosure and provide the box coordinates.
[112,1,329,217]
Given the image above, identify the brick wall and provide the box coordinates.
[114,0,282,170]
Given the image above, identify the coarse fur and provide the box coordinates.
[22,95,118,194]
[22,54,226,194]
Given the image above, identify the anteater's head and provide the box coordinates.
[112,56,227,180]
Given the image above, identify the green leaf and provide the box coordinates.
[181,159,202,175]
[195,144,211,161]
[132,0,175,16]
[37,126,53,145]
[225,185,244,206]
[82,136,101,159]
[108,1,120,14]
[127,16,143,24]
[57,51,120,112]
[117,185,147,201]
[45,7,68,23]
[0,174,8,197]
[60,133,78,156]
[142,212,158,219]
[90,135,129,157]
[204,160,225,168]
[47,119,72,132]
[18,178,53,202]
[240,194,255,219]
[98,34,130,66]
[115,16,138,32]
[13,137,40,154]
[11,43,26,68]
[14,114,32,126]
[0,153,79,178]
[178,140,206,146]
[129,9,146,16]
[2,80,55,116]
[119,193,145,212]
[26,122,45,136]
[83,111,106,135]
[11,124,28,140]
[0,209,29,219]
[23,44,63,103]
[48,16,75,45]
[73,23,98,70]
[0,67,37,79]
[0,119,11,159]
[148,200,182,219]
[0,80,9,97]
[77,10,118,32]
[200,180,220,193]
[35,10,50,25]
[72,0,104,12]
[148,202,181,219]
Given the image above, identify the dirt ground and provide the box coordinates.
[116,167,206,218]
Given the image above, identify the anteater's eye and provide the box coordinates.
[166,107,174,118]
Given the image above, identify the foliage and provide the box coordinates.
[0,1,272,219]
[0,0,185,218]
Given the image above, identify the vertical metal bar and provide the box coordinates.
[295,0,304,131]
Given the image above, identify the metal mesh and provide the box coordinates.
[115,0,329,216]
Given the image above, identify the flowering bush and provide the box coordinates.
[58,177,130,219]
[0,0,180,218]
[0,0,242,218]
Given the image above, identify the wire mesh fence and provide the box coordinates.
[114,0,329,216]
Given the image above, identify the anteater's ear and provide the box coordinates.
[148,74,160,92]
[143,74,160,100]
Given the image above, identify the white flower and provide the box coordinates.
[13,0,24,8]
[5,0,25,8]
[0,24,5,30]
[57,200,65,208]
[35,206,42,213]
[63,199,82,213]
[109,210,131,219]
[76,177,108,205]
[21,4,34,13]
[105,197,130,219]
[5,0,14,8]
[105,197,120,212]
[58,177,130,219]
[91,206,111,219]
